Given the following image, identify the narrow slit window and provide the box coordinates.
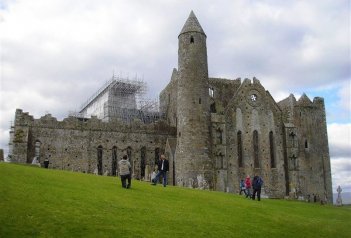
[111,146,117,176]
[209,87,214,97]
[190,36,194,43]
[237,131,243,167]
[269,131,275,168]
[253,130,259,168]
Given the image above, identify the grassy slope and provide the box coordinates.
[0,163,350,238]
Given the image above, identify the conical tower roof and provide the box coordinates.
[179,11,206,37]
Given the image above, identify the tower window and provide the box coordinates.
[190,36,194,43]
[199,98,201,104]
[305,140,308,149]
[209,87,214,97]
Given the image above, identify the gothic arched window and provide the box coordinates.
[237,131,243,167]
[269,131,275,168]
[141,147,146,178]
[253,130,259,168]
[97,146,103,175]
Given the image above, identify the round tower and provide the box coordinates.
[175,11,213,189]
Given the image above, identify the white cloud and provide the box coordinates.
[328,123,351,158]
[337,81,351,113]
[328,123,351,192]
[331,157,351,192]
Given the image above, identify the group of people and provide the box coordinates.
[239,175,263,201]
[118,154,169,189]
[119,154,263,201]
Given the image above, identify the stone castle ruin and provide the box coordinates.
[8,11,332,202]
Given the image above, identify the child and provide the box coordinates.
[239,179,246,195]
[151,170,157,183]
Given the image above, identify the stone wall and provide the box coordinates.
[10,109,176,179]
[209,77,241,114]
[279,94,332,202]
[159,68,178,127]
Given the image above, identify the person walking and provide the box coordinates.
[245,175,252,199]
[118,155,131,189]
[239,179,246,195]
[151,154,169,187]
[252,175,263,201]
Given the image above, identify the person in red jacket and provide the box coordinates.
[245,175,252,198]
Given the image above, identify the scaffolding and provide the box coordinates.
[80,74,146,112]
[75,74,164,124]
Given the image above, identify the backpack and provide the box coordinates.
[256,177,263,187]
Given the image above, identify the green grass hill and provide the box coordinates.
[1,163,350,237]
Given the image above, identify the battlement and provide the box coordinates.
[14,109,176,135]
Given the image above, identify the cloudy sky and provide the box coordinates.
[0,0,350,192]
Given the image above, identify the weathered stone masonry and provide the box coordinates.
[11,109,176,181]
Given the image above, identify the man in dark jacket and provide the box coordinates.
[252,175,263,201]
[151,154,169,187]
